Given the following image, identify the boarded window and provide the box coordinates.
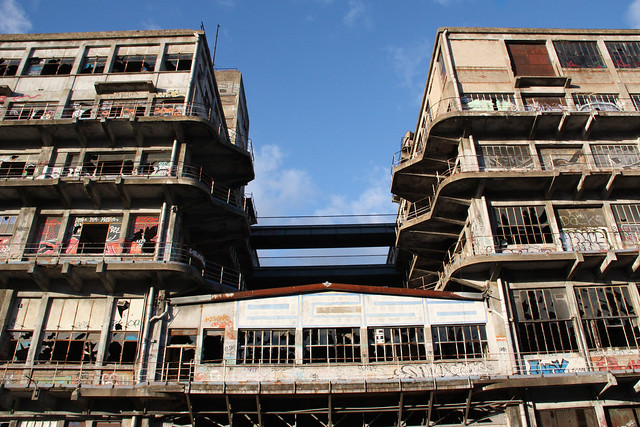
[506,42,555,76]
[513,288,578,354]
[554,41,606,68]
[539,147,586,171]
[303,328,361,364]
[125,216,159,254]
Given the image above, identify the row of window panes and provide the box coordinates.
[462,93,627,112]
[514,285,640,353]
[235,326,487,364]
[0,53,193,77]
[511,41,640,70]
[479,143,640,172]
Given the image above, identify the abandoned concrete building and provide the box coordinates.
[4,25,640,427]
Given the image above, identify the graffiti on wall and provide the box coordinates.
[36,217,62,254]
[560,228,610,252]
[126,216,158,254]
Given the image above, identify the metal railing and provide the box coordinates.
[395,152,640,227]
[0,160,249,213]
[1,349,639,387]
[1,100,254,159]
[0,241,242,289]
[392,94,640,168]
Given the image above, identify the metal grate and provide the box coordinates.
[606,41,640,68]
[432,324,487,360]
[303,328,361,363]
[554,41,606,68]
[575,285,640,349]
[493,206,553,247]
[591,144,640,169]
[480,145,534,170]
[513,288,578,354]
[368,327,426,362]
[236,329,295,364]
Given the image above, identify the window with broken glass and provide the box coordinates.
[5,103,58,120]
[162,329,196,381]
[461,93,516,112]
[1,298,40,363]
[105,299,141,364]
[111,55,156,73]
[605,41,640,68]
[612,204,640,247]
[493,206,553,249]
[575,285,640,349]
[236,329,295,364]
[79,56,107,74]
[554,41,606,68]
[632,94,640,112]
[432,324,488,360]
[367,327,426,362]
[0,58,20,76]
[512,288,578,354]
[37,331,101,364]
[479,145,534,171]
[591,144,640,169]
[303,328,361,364]
[2,331,32,362]
[163,53,192,71]
[202,329,225,363]
[24,57,74,75]
[572,94,621,112]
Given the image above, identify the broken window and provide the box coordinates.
[607,406,640,427]
[98,100,147,119]
[202,329,225,363]
[105,299,142,364]
[612,204,640,247]
[480,145,534,171]
[126,215,159,254]
[162,329,197,381]
[82,153,135,176]
[33,216,62,255]
[572,94,621,111]
[432,324,487,360]
[138,151,171,176]
[236,329,295,364]
[79,56,107,74]
[575,285,640,349]
[606,41,640,68]
[303,328,361,364]
[0,58,20,76]
[522,96,566,112]
[5,103,57,120]
[151,99,185,117]
[632,94,640,111]
[506,42,556,76]
[554,41,606,68]
[163,53,192,71]
[24,57,74,75]
[0,155,36,178]
[77,223,109,254]
[38,331,100,363]
[368,326,426,362]
[0,215,16,258]
[539,147,586,171]
[112,55,156,73]
[461,93,516,111]
[513,288,578,354]
[1,298,40,363]
[63,216,122,256]
[591,144,640,169]
[493,206,553,249]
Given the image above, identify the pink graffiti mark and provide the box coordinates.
[593,356,640,371]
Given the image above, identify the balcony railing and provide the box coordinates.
[395,152,640,227]
[0,241,243,289]
[0,160,249,213]
[392,95,640,167]
[0,101,253,159]
[1,349,638,388]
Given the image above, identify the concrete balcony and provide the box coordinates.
[0,101,254,186]
[0,242,243,292]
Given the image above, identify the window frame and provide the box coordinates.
[367,326,427,363]
[0,58,20,76]
[605,41,640,68]
[80,56,107,74]
[163,53,193,72]
[24,57,75,76]
[431,324,488,361]
[554,41,606,69]
[111,55,157,73]
[236,329,295,364]
[37,330,101,364]
[303,327,361,364]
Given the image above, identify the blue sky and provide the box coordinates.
[1,0,640,265]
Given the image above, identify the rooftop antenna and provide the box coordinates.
[200,21,205,31]
[212,24,220,67]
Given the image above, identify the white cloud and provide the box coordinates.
[629,0,640,28]
[0,0,32,34]
[385,39,431,97]
[246,144,317,219]
[343,0,372,29]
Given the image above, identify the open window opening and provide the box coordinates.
[236,329,295,364]
[368,326,426,362]
[432,324,488,360]
[162,329,196,381]
[202,329,225,363]
[37,331,100,364]
[163,53,192,71]
[78,223,109,254]
[303,327,361,364]
[493,206,553,250]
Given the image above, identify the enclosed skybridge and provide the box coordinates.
[248,222,408,289]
